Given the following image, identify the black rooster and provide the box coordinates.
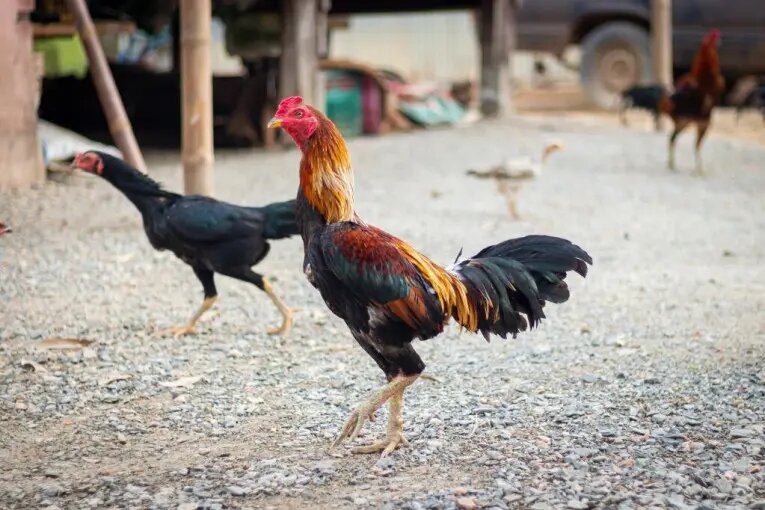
[619,84,666,131]
[73,151,297,336]
[736,85,765,122]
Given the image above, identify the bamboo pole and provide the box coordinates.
[66,0,146,173]
[651,0,673,88]
[180,0,213,196]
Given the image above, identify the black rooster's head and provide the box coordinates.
[72,151,105,175]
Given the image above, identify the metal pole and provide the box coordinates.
[651,0,673,88]
[66,0,146,173]
[180,0,213,195]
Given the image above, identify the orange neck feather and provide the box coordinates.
[691,46,719,79]
[299,112,354,223]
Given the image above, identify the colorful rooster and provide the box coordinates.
[268,96,592,456]
[661,29,725,174]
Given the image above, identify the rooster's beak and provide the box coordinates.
[267,118,282,129]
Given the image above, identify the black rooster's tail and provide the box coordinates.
[260,199,299,240]
[450,235,592,340]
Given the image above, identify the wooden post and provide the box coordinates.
[0,0,44,189]
[479,0,511,117]
[503,0,517,114]
[651,0,672,88]
[66,0,146,173]
[279,0,319,106]
[180,0,213,196]
[314,0,331,111]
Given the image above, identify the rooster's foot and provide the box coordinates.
[352,430,408,457]
[157,296,216,338]
[332,375,418,455]
[352,391,408,457]
[267,308,294,336]
[332,402,378,447]
[158,324,198,338]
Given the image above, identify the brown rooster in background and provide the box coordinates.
[268,97,591,456]
[660,29,725,174]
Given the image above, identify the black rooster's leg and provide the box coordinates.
[619,102,628,126]
[229,269,293,335]
[694,120,710,175]
[653,111,662,132]
[668,118,690,171]
[262,277,294,335]
[160,268,217,337]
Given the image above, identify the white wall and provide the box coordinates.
[329,11,577,86]
[330,11,479,83]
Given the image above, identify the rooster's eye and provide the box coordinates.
[294,110,304,118]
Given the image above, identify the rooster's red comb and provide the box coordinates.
[275,96,304,117]
[704,29,720,45]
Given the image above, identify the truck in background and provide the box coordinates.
[516,0,765,107]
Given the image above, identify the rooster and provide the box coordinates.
[0,223,11,236]
[619,84,666,131]
[736,85,765,123]
[268,97,592,456]
[660,29,725,174]
[72,152,297,336]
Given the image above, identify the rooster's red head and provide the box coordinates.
[72,151,105,175]
[267,96,321,150]
[0,222,11,236]
[269,96,353,223]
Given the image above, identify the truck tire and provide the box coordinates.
[580,22,653,109]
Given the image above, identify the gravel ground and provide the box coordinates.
[1,116,764,510]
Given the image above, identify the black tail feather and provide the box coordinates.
[453,235,591,340]
[259,199,299,239]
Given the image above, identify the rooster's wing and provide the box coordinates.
[163,196,266,244]
[315,222,445,336]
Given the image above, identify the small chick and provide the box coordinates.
[467,142,563,219]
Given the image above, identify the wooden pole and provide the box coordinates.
[0,0,44,189]
[651,0,673,88]
[279,0,319,106]
[479,0,510,117]
[503,0,517,114]
[66,0,146,173]
[180,0,213,196]
[314,0,331,111]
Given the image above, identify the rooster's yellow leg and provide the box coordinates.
[263,279,294,335]
[159,296,217,338]
[332,374,419,450]
[694,120,710,176]
[352,390,409,457]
